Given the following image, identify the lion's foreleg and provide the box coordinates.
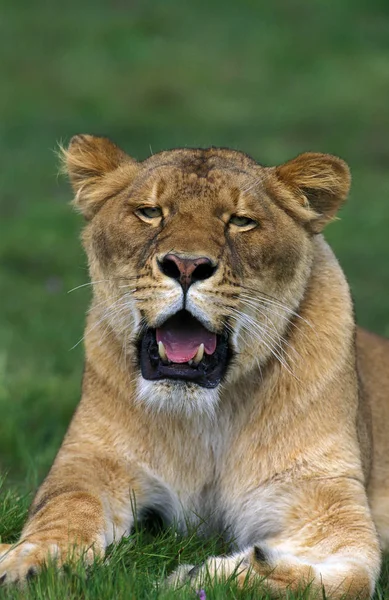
[169,479,381,599]
[0,441,145,584]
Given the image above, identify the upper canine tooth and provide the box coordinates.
[192,343,204,365]
[158,341,168,362]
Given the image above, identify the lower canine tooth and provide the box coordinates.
[158,341,168,362]
[192,343,204,365]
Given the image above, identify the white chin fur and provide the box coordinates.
[136,377,220,419]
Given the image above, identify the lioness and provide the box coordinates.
[1,135,388,598]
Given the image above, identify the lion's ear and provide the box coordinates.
[274,153,351,233]
[60,134,137,219]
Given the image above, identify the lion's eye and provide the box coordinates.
[136,206,163,219]
[229,215,257,228]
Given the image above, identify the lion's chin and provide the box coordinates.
[135,377,221,419]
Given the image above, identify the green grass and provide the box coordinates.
[1,484,388,600]
[1,495,389,600]
[0,497,286,600]
[1,0,389,597]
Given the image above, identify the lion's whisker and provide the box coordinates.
[88,290,137,314]
[239,286,315,331]
[67,280,112,294]
[96,304,132,348]
[228,307,296,377]
[67,276,140,294]
[238,294,315,346]
[238,297,302,357]
[70,296,131,350]
[229,305,288,355]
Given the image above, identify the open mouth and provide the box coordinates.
[138,310,231,388]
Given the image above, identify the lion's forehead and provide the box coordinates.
[142,146,260,173]
[132,153,266,209]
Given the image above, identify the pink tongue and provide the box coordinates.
[156,315,217,363]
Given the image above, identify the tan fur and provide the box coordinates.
[1,135,388,598]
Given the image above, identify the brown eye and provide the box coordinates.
[136,206,162,219]
[229,215,257,228]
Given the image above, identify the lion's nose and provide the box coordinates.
[159,254,217,292]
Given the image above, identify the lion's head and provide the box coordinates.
[63,135,350,416]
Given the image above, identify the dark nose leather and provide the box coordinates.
[159,254,217,291]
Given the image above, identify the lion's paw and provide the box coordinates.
[167,552,253,589]
[0,541,61,585]
[165,563,197,588]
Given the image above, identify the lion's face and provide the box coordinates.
[63,136,350,415]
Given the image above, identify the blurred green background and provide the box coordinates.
[1,0,389,489]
